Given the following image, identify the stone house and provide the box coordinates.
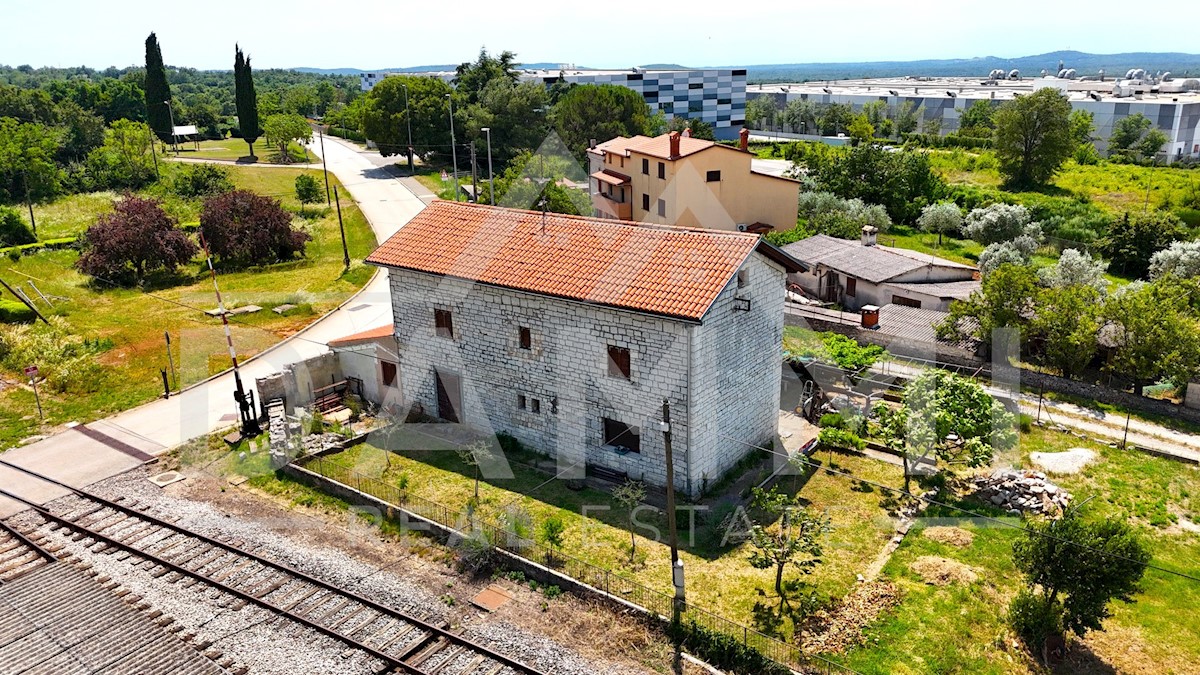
[783,229,979,312]
[365,200,805,498]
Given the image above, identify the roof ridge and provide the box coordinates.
[431,200,761,240]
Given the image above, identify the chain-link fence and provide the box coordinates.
[300,453,858,675]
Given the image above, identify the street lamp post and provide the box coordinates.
[163,99,178,155]
[401,83,414,175]
[446,93,459,201]
[481,127,495,205]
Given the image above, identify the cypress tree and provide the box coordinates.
[234,45,261,157]
[144,33,173,142]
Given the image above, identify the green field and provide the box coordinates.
[0,165,375,448]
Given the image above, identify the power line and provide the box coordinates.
[714,431,1200,584]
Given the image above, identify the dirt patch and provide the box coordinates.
[801,581,901,654]
[910,556,978,586]
[1030,447,1097,475]
[922,526,974,548]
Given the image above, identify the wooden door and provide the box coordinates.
[435,369,461,423]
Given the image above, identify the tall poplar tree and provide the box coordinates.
[143,33,173,142]
[234,45,261,157]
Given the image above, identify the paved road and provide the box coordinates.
[0,136,425,517]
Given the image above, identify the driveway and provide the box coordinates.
[0,136,425,517]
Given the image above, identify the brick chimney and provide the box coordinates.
[682,128,692,138]
[739,128,749,151]
[668,131,681,158]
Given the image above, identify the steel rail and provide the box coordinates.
[0,461,545,675]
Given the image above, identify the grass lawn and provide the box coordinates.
[0,165,376,448]
[841,427,1200,674]
[413,168,467,201]
[311,437,903,642]
[175,138,315,164]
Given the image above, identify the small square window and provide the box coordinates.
[641,193,650,211]
[657,199,666,217]
[642,158,649,175]
[706,170,721,182]
[434,309,453,339]
[737,269,750,288]
[657,162,665,179]
[518,394,527,410]
[607,345,631,379]
[519,326,531,350]
[531,398,541,413]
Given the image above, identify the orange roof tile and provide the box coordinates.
[329,325,394,347]
[628,134,716,159]
[591,169,631,185]
[366,201,802,322]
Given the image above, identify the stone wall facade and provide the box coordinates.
[386,253,786,498]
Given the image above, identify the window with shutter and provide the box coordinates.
[607,345,631,379]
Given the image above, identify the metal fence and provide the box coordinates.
[300,453,858,675]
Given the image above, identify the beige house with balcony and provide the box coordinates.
[587,130,800,232]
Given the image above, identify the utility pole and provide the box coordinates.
[164,99,178,155]
[1122,409,1132,449]
[0,276,47,324]
[334,186,350,271]
[28,366,43,422]
[23,173,36,237]
[149,127,160,180]
[318,126,331,205]
[481,127,495,205]
[402,83,414,175]
[470,141,478,203]
[164,330,177,391]
[446,93,459,201]
[661,398,685,624]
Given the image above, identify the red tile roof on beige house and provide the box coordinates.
[365,201,804,322]
[328,324,394,348]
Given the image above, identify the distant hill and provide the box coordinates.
[291,51,1200,81]
[737,50,1200,83]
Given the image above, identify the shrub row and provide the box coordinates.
[0,299,35,323]
[902,132,994,149]
[667,619,794,675]
[326,126,366,143]
[1,236,78,259]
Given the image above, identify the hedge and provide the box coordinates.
[0,299,35,323]
[903,132,994,150]
[326,126,366,143]
[0,236,78,258]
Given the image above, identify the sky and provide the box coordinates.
[3,0,1195,71]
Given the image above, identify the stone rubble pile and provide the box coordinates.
[972,469,1071,516]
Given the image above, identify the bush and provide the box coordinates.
[667,620,791,675]
[199,190,311,266]
[327,126,365,143]
[817,413,845,429]
[818,427,866,452]
[0,207,35,248]
[1008,589,1064,648]
[0,317,105,392]
[0,300,34,323]
[171,163,234,198]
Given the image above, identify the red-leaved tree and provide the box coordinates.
[199,190,311,266]
[76,195,198,285]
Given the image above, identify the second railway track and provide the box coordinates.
[0,461,546,675]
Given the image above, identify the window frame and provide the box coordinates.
[706,170,722,183]
[602,417,641,453]
[642,158,649,175]
[518,394,527,410]
[657,199,666,217]
[641,193,650,211]
[531,398,541,414]
[846,277,857,297]
[519,326,532,350]
[657,162,665,179]
[434,309,454,339]
[607,345,631,380]
[381,361,397,387]
[737,269,750,289]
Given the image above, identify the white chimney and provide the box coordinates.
[861,225,878,247]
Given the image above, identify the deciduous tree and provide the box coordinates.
[362,75,453,158]
[553,84,654,159]
[1099,210,1186,279]
[1102,278,1200,395]
[76,195,197,284]
[1149,240,1200,280]
[199,190,311,266]
[746,487,829,597]
[262,113,311,163]
[1037,248,1108,292]
[1010,511,1149,647]
[917,201,963,245]
[1029,285,1102,378]
[612,479,647,564]
[294,173,322,214]
[992,88,1073,187]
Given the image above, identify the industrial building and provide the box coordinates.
[748,72,1200,161]
[361,68,748,141]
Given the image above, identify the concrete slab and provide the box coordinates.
[272,304,297,315]
[0,433,150,518]
[471,584,514,612]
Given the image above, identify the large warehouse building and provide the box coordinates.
[361,68,748,141]
[748,74,1200,162]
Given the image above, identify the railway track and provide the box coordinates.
[0,461,547,675]
[0,517,57,583]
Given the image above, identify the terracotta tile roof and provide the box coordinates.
[329,325,394,347]
[628,134,716,159]
[366,201,803,322]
